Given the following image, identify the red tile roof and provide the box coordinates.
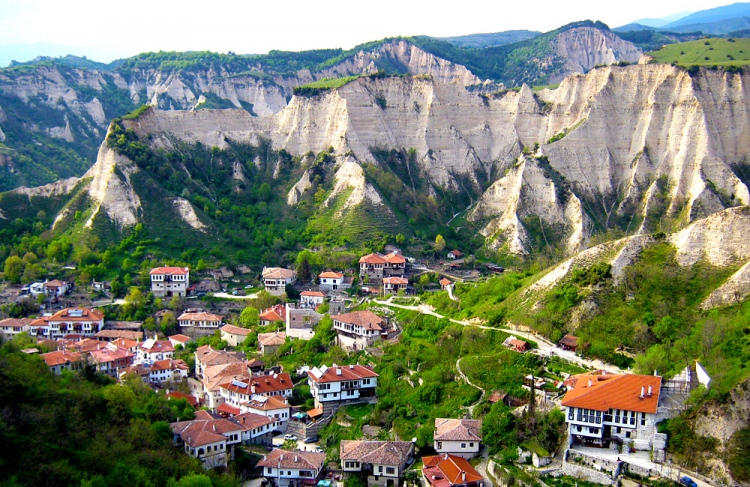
[90,344,134,364]
[260,304,286,323]
[439,278,451,287]
[561,373,662,414]
[217,403,241,416]
[422,454,483,487]
[383,252,406,264]
[47,307,104,322]
[139,339,175,354]
[150,267,189,275]
[167,391,199,407]
[308,364,378,383]
[331,310,384,330]
[233,412,273,430]
[168,333,192,343]
[41,350,82,367]
[559,334,579,348]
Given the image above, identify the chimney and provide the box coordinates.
[350,364,354,369]
[648,385,653,396]
[336,367,342,376]
[588,379,592,387]
[462,472,466,482]
[295,455,299,462]
[213,424,217,432]
[640,386,645,399]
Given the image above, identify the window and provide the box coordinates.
[437,442,442,449]
[386,467,395,475]
[470,443,474,447]
[378,466,383,473]
[461,443,466,448]
[568,408,574,420]
[641,413,646,426]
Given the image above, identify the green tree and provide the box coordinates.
[239,306,259,327]
[434,234,446,253]
[4,255,24,283]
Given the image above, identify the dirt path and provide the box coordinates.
[372,297,623,373]
[455,356,487,417]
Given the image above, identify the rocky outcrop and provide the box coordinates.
[83,141,142,228]
[549,27,643,83]
[109,65,750,254]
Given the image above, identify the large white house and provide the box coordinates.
[331,310,385,351]
[434,418,483,459]
[262,267,297,296]
[137,337,175,363]
[179,311,223,330]
[308,364,378,410]
[561,372,664,452]
[318,271,345,292]
[217,388,291,432]
[258,449,327,487]
[150,266,190,298]
[29,307,104,340]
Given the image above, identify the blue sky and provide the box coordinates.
[0,0,738,66]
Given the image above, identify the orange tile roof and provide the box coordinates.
[319,271,344,279]
[301,291,326,297]
[383,277,408,285]
[422,454,483,487]
[0,318,33,329]
[561,373,662,414]
[41,350,82,367]
[167,391,199,407]
[359,253,386,264]
[168,333,192,343]
[260,304,286,323]
[439,278,451,286]
[245,394,289,411]
[383,252,406,264]
[150,266,189,275]
[47,307,104,322]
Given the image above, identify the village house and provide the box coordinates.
[202,362,250,409]
[382,277,408,295]
[503,335,529,353]
[178,311,223,330]
[260,304,287,326]
[41,349,83,375]
[422,453,484,487]
[358,252,406,280]
[332,310,385,351]
[171,412,244,469]
[308,364,378,412]
[109,337,140,354]
[340,440,415,487]
[43,279,70,298]
[319,271,345,292]
[28,307,104,340]
[137,337,175,363]
[218,380,291,431]
[439,278,452,291]
[168,333,193,349]
[95,329,144,342]
[446,250,463,260]
[559,334,579,352]
[89,342,136,377]
[434,418,483,459]
[0,317,33,337]
[561,372,665,452]
[150,266,190,298]
[300,291,325,309]
[258,449,327,487]
[258,331,286,355]
[148,359,189,384]
[262,267,297,295]
[220,324,253,347]
[195,345,245,379]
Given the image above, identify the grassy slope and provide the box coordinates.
[649,37,750,66]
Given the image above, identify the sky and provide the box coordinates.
[0,0,739,66]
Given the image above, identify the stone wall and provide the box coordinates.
[561,462,614,485]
